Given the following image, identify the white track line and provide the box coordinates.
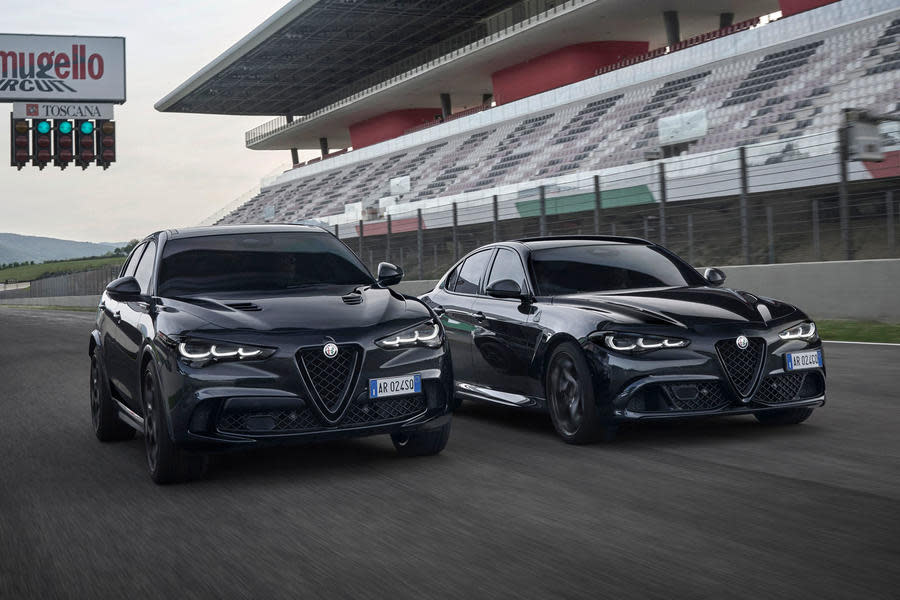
[823,340,900,347]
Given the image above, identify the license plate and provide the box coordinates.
[785,350,822,371]
[369,373,421,399]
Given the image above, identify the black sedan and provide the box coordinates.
[89,225,453,483]
[422,236,825,443]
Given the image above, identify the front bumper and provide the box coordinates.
[612,373,825,420]
[584,327,826,421]
[155,338,453,451]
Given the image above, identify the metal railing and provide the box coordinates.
[322,134,900,280]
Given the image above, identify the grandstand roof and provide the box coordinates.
[155,0,520,116]
[157,0,777,125]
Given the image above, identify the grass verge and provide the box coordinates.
[0,256,123,282]
[816,320,900,344]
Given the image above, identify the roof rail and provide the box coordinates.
[514,235,652,245]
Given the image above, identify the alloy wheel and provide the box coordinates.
[549,353,583,436]
[143,372,159,473]
[90,357,101,431]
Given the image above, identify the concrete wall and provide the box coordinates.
[4,259,897,321]
[714,259,900,322]
[404,259,900,322]
[394,280,437,297]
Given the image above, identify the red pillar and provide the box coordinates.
[778,0,838,17]
[491,41,648,105]
[349,108,442,148]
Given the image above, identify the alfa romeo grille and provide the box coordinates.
[663,381,728,411]
[298,345,360,412]
[755,373,806,405]
[715,338,765,397]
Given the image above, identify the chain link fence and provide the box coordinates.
[0,265,121,300]
[333,131,899,278]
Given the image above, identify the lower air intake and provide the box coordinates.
[754,373,807,405]
[662,381,729,411]
[217,395,427,433]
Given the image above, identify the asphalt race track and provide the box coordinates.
[1,307,898,599]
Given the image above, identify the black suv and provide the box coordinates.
[89,225,453,483]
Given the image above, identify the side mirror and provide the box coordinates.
[486,279,523,299]
[704,267,727,287]
[106,276,142,300]
[376,262,403,287]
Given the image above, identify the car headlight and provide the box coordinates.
[376,321,443,349]
[596,332,689,353]
[778,321,817,340]
[176,340,275,365]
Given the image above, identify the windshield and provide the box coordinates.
[530,244,706,295]
[158,232,374,296]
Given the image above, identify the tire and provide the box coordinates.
[142,361,208,484]
[754,407,814,426]
[546,341,616,444]
[90,349,135,442]
[392,421,451,457]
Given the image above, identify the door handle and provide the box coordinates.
[113,311,121,321]
[474,311,487,322]
[432,305,446,316]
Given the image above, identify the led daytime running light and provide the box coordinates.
[178,342,267,361]
[778,322,817,340]
[380,323,440,348]
[603,334,687,352]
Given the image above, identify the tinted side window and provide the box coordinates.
[442,265,459,291]
[123,244,145,277]
[486,248,527,292]
[453,250,492,295]
[133,241,156,294]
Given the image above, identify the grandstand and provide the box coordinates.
[157,0,900,270]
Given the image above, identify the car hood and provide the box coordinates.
[551,286,801,328]
[160,285,426,334]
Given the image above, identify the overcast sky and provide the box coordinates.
[0,0,317,243]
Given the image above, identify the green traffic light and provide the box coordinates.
[36,120,51,134]
[58,121,73,134]
[80,121,94,135]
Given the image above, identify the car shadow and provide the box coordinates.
[454,401,554,436]
[214,438,402,481]
[117,404,821,483]
[454,399,821,448]
[118,433,413,485]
